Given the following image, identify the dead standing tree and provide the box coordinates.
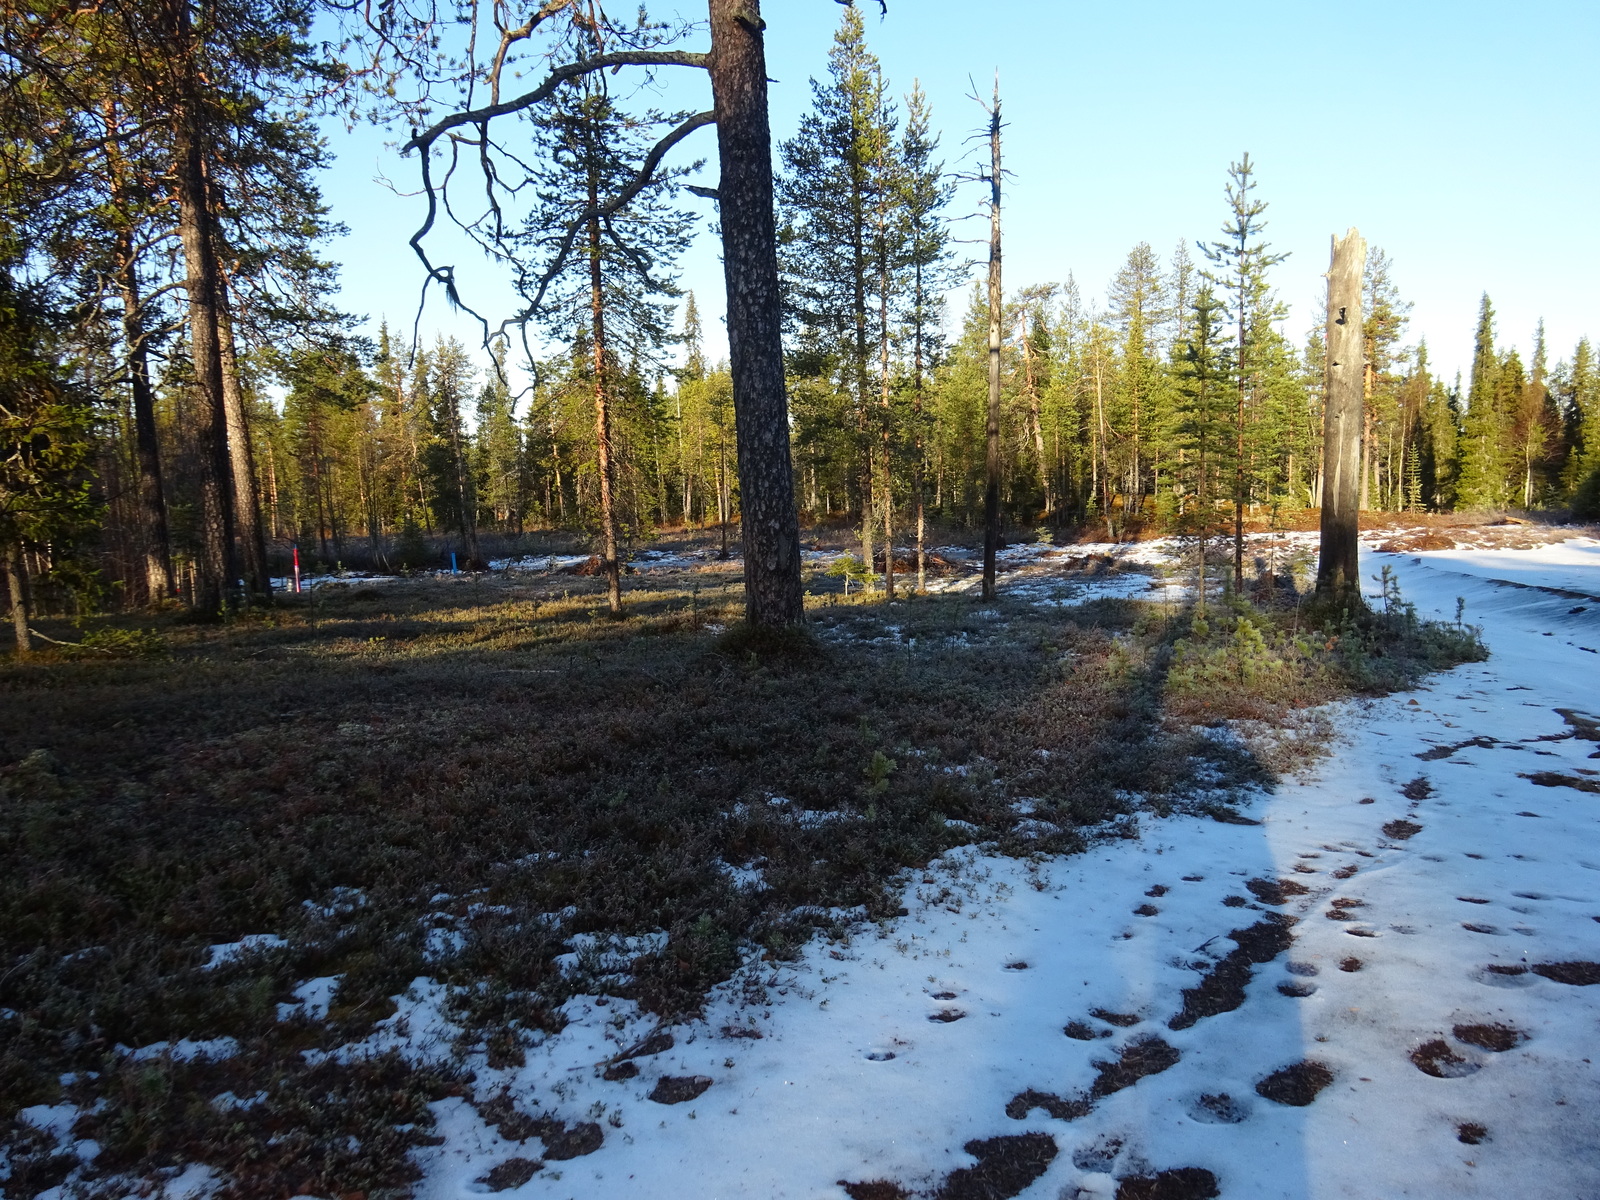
[1316,228,1367,602]
[970,75,1003,602]
[378,0,807,626]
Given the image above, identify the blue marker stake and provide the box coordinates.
[451,551,458,574]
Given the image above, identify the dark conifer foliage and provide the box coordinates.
[2,2,1596,635]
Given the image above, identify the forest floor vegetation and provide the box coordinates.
[0,536,1489,1199]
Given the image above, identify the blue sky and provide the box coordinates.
[320,0,1600,387]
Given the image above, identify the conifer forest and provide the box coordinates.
[2,3,1597,626]
[3,2,1599,1198]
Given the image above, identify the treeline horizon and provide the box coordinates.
[4,2,1598,627]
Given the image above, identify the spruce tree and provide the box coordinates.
[1562,338,1599,499]
[1108,243,1169,516]
[426,338,479,567]
[476,344,523,534]
[516,63,694,613]
[1512,323,1556,508]
[1457,294,1508,510]
[778,5,901,589]
[898,82,956,589]
[1172,284,1233,612]
[1361,248,1412,510]
[1169,241,1196,347]
[1201,153,1287,589]
[0,261,96,654]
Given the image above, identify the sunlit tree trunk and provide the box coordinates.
[1317,229,1367,602]
[586,167,624,614]
[5,545,30,657]
[981,79,1003,601]
[218,295,271,597]
[707,0,804,626]
[174,104,239,616]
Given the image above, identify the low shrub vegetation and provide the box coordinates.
[0,557,1484,1196]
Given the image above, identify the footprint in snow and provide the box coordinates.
[1531,960,1600,985]
[1471,964,1538,989]
[1184,1091,1251,1124]
[1255,1061,1335,1106]
[1116,1167,1221,1199]
[1064,1020,1112,1041]
[1090,1008,1141,1028]
[1411,1039,1481,1078]
[1245,878,1310,906]
[1453,1022,1527,1051]
[478,1159,541,1191]
[648,1075,712,1104]
[930,1133,1057,1200]
[1326,897,1366,921]
[1070,1133,1125,1172]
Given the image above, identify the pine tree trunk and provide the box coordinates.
[1358,408,1372,512]
[879,269,895,598]
[1316,228,1367,603]
[981,82,1003,602]
[5,543,30,657]
[587,183,624,614]
[218,296,271,598]
[174,105,239,617]
[1232,269,1248,591]
[707,0,804,627]
[103,98,175,606]
[447,393,479,567]
[116,234,175,605]
[913,266,927,593]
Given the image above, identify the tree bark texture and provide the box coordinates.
[116,235,175,605]
[880,274,894,598]
[1316,228,1367,601]
[589,192,624,615]
[5,544,30,657]
[174,100,239,617]
[218,295,270,598]
[707,0,804,626]
[446,390,479,566]
[981,81,1003,602]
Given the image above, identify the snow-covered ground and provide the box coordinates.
[386,533,1600,1200]
[1384,537,1600,601]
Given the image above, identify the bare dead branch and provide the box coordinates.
[402,50,709,156]
[489,0,578,105]
[517,108,714,315]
